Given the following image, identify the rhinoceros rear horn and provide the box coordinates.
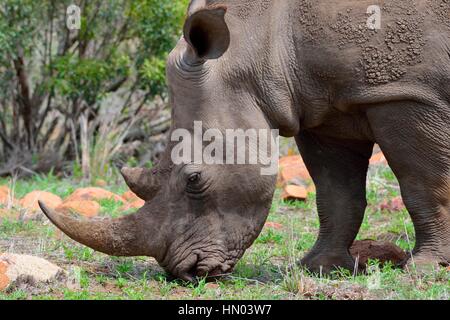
[120,167,160,201]
[183,5,230,60]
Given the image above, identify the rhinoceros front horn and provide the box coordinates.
[39,201,158,258]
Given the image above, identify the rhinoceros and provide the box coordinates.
[40,0,450,281]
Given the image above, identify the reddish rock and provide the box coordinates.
[370,152,388,165]
[0,186,14,206]
[121,191,145,210]
[126,199,145,209]
[56,200,100,218]
[121,199,145,211]
[264,222,283,230]
[282,185,308,201]
[0,261,9,291]
[306,184,316,194]
[122,191,143,202]
[19,191,63,212]
[350,240,407,267]
[279,155,311,184]
[281,166,311,184]
[279,155,303,168]
[65,187,124,203]
[0,186,9,197]
[380,196,405,212]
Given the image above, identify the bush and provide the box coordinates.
[0,0,189,179]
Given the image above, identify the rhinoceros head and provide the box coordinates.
[40,2,279,281]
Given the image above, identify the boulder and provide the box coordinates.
[0,261,9,291]
[306,184,316,194]
[0,253,65,291]
[279,155,303,168]
[350,240,407,267]
[121,191,145,210]
[122,190,144,202]
[19,191,63,212]
[279,155,311,184]
[370,152,388,165]
[56,200,100,218]
[282,185,308,201]
[122,200,145,211]
[0,186,14,206]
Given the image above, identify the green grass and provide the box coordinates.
[0,165,448,300]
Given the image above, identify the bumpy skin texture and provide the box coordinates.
[41,0,450,279]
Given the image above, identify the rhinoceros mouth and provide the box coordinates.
[195,258,234,278]
[165,250,236,282]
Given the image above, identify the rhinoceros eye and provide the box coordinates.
[186,172,206,196]
[187,172,201,184]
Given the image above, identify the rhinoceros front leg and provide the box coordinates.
[296,132,374,274]
[367,102,450,270]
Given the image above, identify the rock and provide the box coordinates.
[282,185,308,201]
[264,222,283,230]
[0,186,14,206]
[279,155,303,168]
[281,166,311,184]
[121,199,145,211]
[65,187,124,203]
[279,155,311,184]
[370,152,388,165]
[306,184,316,194]
[122,190,144,202]
[0,253,65,291]
[350,240,407,267]
[0,262,9,291]
[19,191,63,212]
[380,196,405,212]
[56,200,100,218]
[121,191,145,210]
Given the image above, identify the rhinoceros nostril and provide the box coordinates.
[195,266,209,278]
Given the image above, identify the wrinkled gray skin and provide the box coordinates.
[40,0,450,280]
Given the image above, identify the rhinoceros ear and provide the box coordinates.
[183,6,230,60]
